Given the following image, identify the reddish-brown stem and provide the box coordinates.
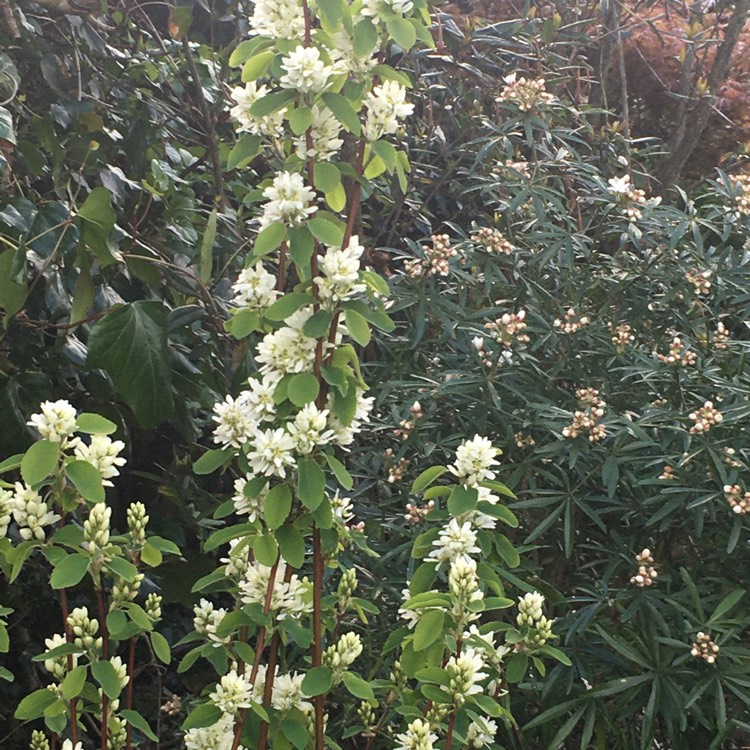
[342,141,366,248]
[445,711,456,750]
[96,587,109,750]
[276,240,288,292]
[125,635,136,750]
[312,528,325,750]
[256,630,282,750]
[59,581,78,742]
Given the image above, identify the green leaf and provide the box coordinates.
[353,18,378,57]
[65,460,105,503]
[472,693,511,719]
[495,534,520,568]
[505,652,528,683]
[265,292,315,322]
[75,413,117,435]
[249,89,296,118]
[61,665,87,699]
[204,523,255,553]
[413,609,444,651]
[106,556,139,582]
[0,453,23,474]
[21,440,59,486]
[344,309,371,346]
[182,703,223,730]
[0,248,27,316]
[253,222,287,259]
[254,533,279,566]
[200,208,218,283]
[120,709,158,741]
[411,466,447,493]
[78,187,116,234]
[14,688,57,719]
[387,17,417,49]
[228,134,262,170]
[303,309,334,338]
[227,309,261,339]
[229,37,273,67]
[301,665,333,697]
[264,484,293,530]
[151,631,171,664]
[288,372,320,407]
[241,49,276,82]
[91,659,123,699]
[281,717,310,750]
[372,140,398,171]
[298,458,326,510]
[288,105,313,135]
[308,216,345,247]
[447,485,478,515]
[325,183,347,212]
[87,301,174,427]
[321,92,362,136]
[708,589,745,624]
[0,106,16,145]
[343,671,376,701]
[313,163,342,194]
[275,524,306,568]
[324,453,353,490]
[50,554,89,590]
[194,448,232,475]
[317,0,346,28]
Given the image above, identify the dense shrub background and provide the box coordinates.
[2,1,750,748]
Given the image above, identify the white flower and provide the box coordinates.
[249,0,305,39]
[71,435,126,486]
[426,519,480,568]
[294,105,343,161]
[315,235,366,307]
[272,672,312,714]
[12,483,60,541]
[466,717,498,748]
[232,476,266,521]
[193,599,230,645]
[260,171,317,229]
[185,712,241,750]
[394,718,437,750]
[247,427,296,478]
[360,0,414,23]
[239,558,312,618]
[279,46,332,94]
[210,669,253,715]
[0,490,12,538]
[256,315,319,379]
[230,82,286,137]
[327,389,374,446]
[212,395,255,449]
[363,81,414,141]
[445,647,488,702]
[328,30,378,78]
[398,587,420,629]
[61,741,84,750]
[27,400,77,443]
[44,633,79,680]
[517,591,545,627]
[220,538,250,579]
[231,262,279,311]
[448,435,501,486]
[607,175,631,194]
[243,375,279,423]
[330,491,355,524]
[287,403,334,455]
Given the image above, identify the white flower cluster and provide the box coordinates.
[259,171,317,229]
[363,81,414,141]
[248,0,304,40]
[193,598,230,646]
[360,0,415,23]
[7,483,60,541]
[394,718,438,750]
[239,558,311,619]
[70,434,126,487]
[445,647,488,705]
[517,591,554,646]
[230,82,286,138]
[231,261,279,311]
[323,631,363,681]
[27,399,77,444]
[279,46,333,94]
[448,435,501,486]
[185,712,244,750]
[294,105,343,161]
[315,236,366,307]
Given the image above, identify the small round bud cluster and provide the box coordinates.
[609,322,635,351]
[473,227,515,254]
[685,268,711,295]
[496,72,554,111]
[394,718,438,750]
[358,701,376,734]
[109,655,130,690]
[67,607,102,655]
[659,466,676,480]
[404,499,435,524]
[405,234,458,278]
[323,632,363,681]
[445,648,487,704]
[485,309,529,348]
[0,490,12,538]
[517,591,555,647]
[390,660,407,690]
[126,502,149,549]
[553,308,590,334]
[109,715,127,750]
[731,174,750,215]
[424,703,449,728]
[713,322,730,350]
[466,717,499,748]
[394,401,423,439]
[145,593,163,621]
[471,336,493,368]
[562,388,607,442]
[449,557,483,628]
[630,548,658,587]
[689,400,723,434]
[84,502,111,552]
[30,729,50,750]
[723,484,750,514]
[724,446,741,468]
[514,432,535,448]
[161,694,182,715]
[111,573,144,607]
[210,669,252,714]
[193,599,229,645]
[658,337,696,366]
[337,568,358,613]
[43,633,78,680]
[221,538,250,580]
[691,632,719,664]
[493,157,530,177]
[385,449,411,483]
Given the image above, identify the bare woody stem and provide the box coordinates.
[96,586,109,750]
[124,635,136,750]
[59,586,79,744]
